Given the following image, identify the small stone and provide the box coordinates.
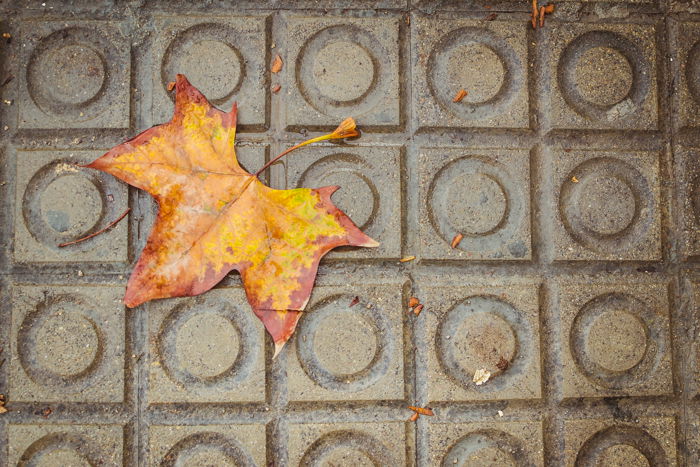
[77,270,84,277]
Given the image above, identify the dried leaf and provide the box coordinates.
[544,3,554,13]
[167,81,176,92]
[408,297,420,308]
[400,256,416,262]
[84,75,377,355]
[531,0,538,29]
[272,84,281,93]
[451,233,463,248]
[408,406,435,416]
[349,296,360,307]
[473,368,491,385]
[413,304,424,316]
[408,412,419,422]
[271,54,283,73]
[452,89,468,103]
[539,6,546,27]
[0,406,6,414]
[496,356,509,371]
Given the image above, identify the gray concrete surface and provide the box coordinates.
[0,0,698,465]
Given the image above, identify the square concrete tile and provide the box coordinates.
[9,284,126,402]
[284,144,403,259]
[147,288,266,403]
[13,149,129,264]
[428,420,544,465]
[421,279,542,401]
[677,146,700,260]
[151,15,270,130]
[412,16,530,130]
[287,421,407,465]
[17,20,130,129]
[563,417,677,466]
[286,282,406,401]
[559,278,673,398]
[284,15,401,130]
[547,22,658,130]
[551,148,661,261]
[8,424,124,466]
[148,424,266,466]
[419,147,531,261]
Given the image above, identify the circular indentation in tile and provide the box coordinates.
[157,296,258,389]
[558,31,650,121]
[686,41,700,105]
[297,25,386,117]
[436,296,533,391]
[428,156,525,254]
[313,41,375,103]
[447,43,505,104]
[26,27,119,120]
[560,157,654,254]
[38,45,106,105]
[297,153,379,230]
[570,293,665,389]
[574,47,633,107]
[23,160,109,249]
[441,430,531,466]
[35,312,100,377]
[296,294,393,391]
[575,174,636,236]
[161,432,255,467]
[175,313,240,380]
[17,294,105,390]
[445,172,508,236]
[18,432,102,466]
[427,27,523,120]
[575,426,668,467]
[300,430,395,466]
[587,309,647,372]
[162,24,245,105]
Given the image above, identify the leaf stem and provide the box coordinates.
[254,135,332,178]
[58,207,131,247]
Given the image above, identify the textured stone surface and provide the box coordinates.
[0,2,698,466]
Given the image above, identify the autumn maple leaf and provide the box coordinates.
[85,74,378,355]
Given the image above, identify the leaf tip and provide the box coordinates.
[273,341,286,359]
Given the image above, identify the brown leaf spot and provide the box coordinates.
[413,304,424,316]
[271,54,283,73]
[408,405,435,416]
[452,89,468,103]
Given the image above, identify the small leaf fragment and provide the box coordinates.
[484,12,498,21]
[400,256,416,262]
[544,3,554,13]
[473,368,491,385]
[572,176,579,183]
[167,81,176,92]
[452,89,468,103]
[408,412,419,422]
[451,233,464,249]
[413,304,424,316]
[349,296,360,307]
[272,84,281,93]
[408,297,420,308]
[539,6,546,27]
[271,54,283,73]
[496,356,509,371]
[409,406,435,416]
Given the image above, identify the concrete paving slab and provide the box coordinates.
[1,1,699,466]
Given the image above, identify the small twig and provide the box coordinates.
[58,208,131,247]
